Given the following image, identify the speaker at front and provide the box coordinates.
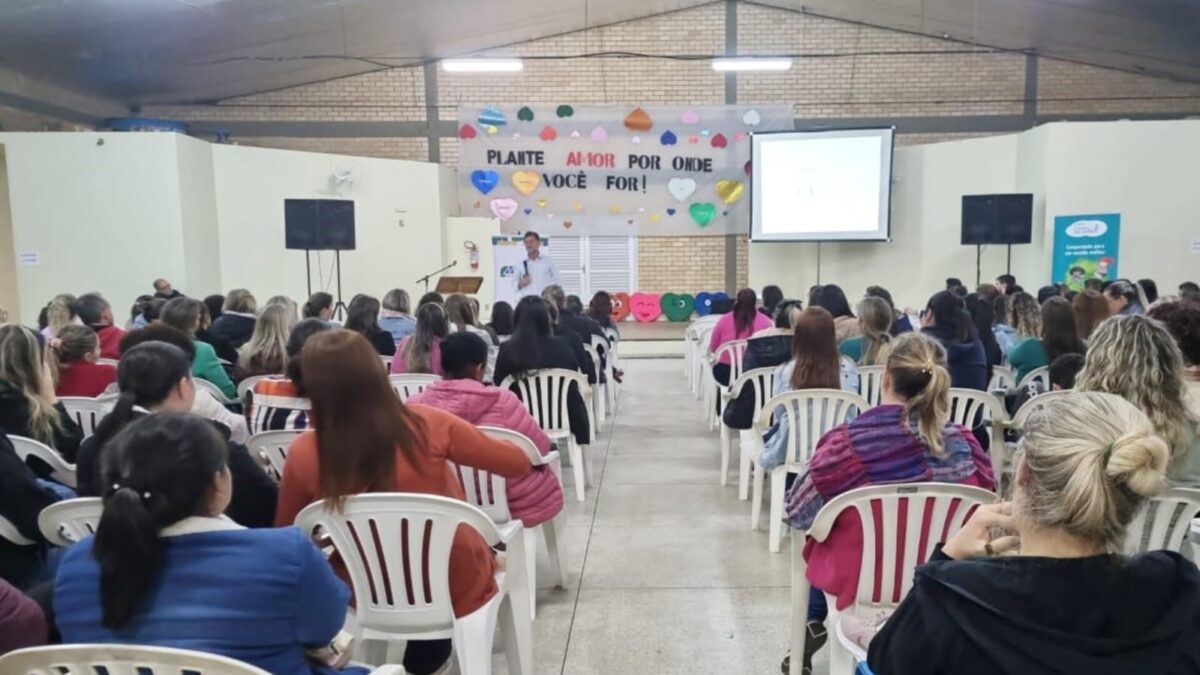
[961,194,1032,245]
[285,198,356,251]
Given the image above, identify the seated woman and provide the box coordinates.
[760,307,860,471]
[838,297,892,366]
[247,319,333,434]
[344,294,396,357]
[493,297,592,446]
[781,332,994,674]
[0,325,84,465]
[868,392,1200,674]
[1004,291,1043,364]
[208,289,258,350]
[409,332,564,528]
[722,300,801,431]
[0,578,46,654]
[392,302,450,375]
[40,294,77,340]
[276,330,532,675]
[378,289,417,344]
[160,297,237,400]
[1105,279,1147,316]
[302,292,335,322]
[1076,315,1200,488]
[52,325,117,397]
[920,290,989,391]
[708,288,773,386]
[865,286,912,336]
[1149,301,1200,416]
[75,342,277,527]
[1009,296,1087,385]
[0,432,63,588]
[446,293,499,346]
[56,413,360,675]
[586,291,620,338]
[488,300,516,341]
[812,285,861,343]
[235,302,295,381]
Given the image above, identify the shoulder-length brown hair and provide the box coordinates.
[1073,290,1110,340]
[790,307,841,390]
[301,330,427,507]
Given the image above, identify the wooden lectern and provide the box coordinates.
[435,276,484,294]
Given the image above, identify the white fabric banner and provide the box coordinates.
[458,105,792,237]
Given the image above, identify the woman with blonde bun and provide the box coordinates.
[868,392,1200,675]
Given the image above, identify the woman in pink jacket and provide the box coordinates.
[407,332,564,526]
[708,288,773,386]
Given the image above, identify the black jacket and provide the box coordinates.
[360,326,397,357]
[493,335,591,445]
[75,412,278,528]
[0,380,84,467]
[0,433,59,587]
[207,313,257,351]
[722,332,791,430]
[869,547,1200,675]
[922,326,989,391]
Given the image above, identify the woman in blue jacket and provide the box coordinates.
[54,413,363,675]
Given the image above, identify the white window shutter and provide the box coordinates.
[586,236,637,296]
[550,236,584,297]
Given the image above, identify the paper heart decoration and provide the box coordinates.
[711,133,728,149]
[743,109,762,126]
[478,107,506,127]
[661,293,696,322]
[486,126,499,135]
[688,135,700,144]
[624,107,653,132]
[489,198,519,221]
[700,128,712,137]
[637,207,645,213]
[458,124,477,140]
[539,126,557,141]
[734,131,746,141]
[473,201,481,209]
[511,132,522,140]
[630,293,663,323]
[590,126,608,142]
[511,170,541,195]
[660,130,677,146]
[650,213,661,223]
[744,160,752,176]
[667,177,697,202]
[517,106,535,122]
[570,130,581,139]
[626,219,634,225]
[563,220,573,229]
[690,202,717,227]
[609,205,621,214]
[631,136,642,144]
[523,208,533,215]
[681,110,700,125]
[611,293,631,322]
[573,202,584,212]
[556,105,574,118]
[666,208,677,216]
[546,213,554,219]
[694,292,715,316]
[470,169,499,195]
[536,198,548,207]
[716,180,744,204]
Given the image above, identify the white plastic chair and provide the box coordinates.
[380,354,393,370]
[684,316,719,387]
[462,426,568,620]
[295,494,531,675]
[603,328,621,409]
[0,514,35,546]
[236,375,272,402]
[10,435,77,488]
[246,429,304,482]
[708,339,748,431]
[723,367,777,496]
[388,373,441,403]
[1125,488,1200,555]
[790,483,996,675]
[37,498,103,547]
[0,644,277,675]
[501,369,593,502]
[58,397,110,439]
[1006,389,1074,432]
[581,343,606,433]
[1017,365,1050,390]
[690,323,718,397]
[752,390,867,553]
[589,334,615,419]
[857,366,885,408]
[948,388,1008,478]
[193,378,235,405]
[988,365,1015,392]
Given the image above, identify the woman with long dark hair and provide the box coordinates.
[488,301,516,338]
[813,284,860,342]
[1105,280,1146,316]
[586,292,618,334]
[708,288,772,386]
[921,290,988,390]
[56,413,359,674]
[964,293,1002,378]
[1010,296,1087,385]
[160,298,237,400]
[75,342,276,527]
[1073,289,1111,340]
[276,330,531,675]
[391,302,450,375]
[343,294,395,356]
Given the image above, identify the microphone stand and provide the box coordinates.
[416,261,458,293]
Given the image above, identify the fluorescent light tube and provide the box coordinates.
[711,57,792,72]
[442,58,524,73]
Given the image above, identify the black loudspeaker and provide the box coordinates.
[285,199,356,251]
[961,194,1033,245]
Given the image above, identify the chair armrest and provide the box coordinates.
[495,520,524,547]
[367,666,408,675]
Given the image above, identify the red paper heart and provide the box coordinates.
[744,160,752,176]
[611,293,631,322]
[711,133,728,149]
[539,125,557,141]
[630,292,663,323]
[459,124,477,140]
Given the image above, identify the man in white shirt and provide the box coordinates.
[515,231,561,298]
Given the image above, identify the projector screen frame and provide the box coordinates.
[749,126,896,243]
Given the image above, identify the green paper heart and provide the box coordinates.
[661,293,696,322]
[689,202,716,227]
[556,104,575,118]
[517,106,535,122]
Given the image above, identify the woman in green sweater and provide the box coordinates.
[160,297,237,400]
[839,297,893,366]
[1009,296,1085,385]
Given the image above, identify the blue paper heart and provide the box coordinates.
[523,208,533,215]
[700,128,712,137]
[470,169,499,195]
[660,130,677,146]
[712,292,730,303]
[478,106,507,127]
[666,208,676,216]
[694,292,714,316]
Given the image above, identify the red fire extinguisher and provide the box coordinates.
[464,241,480,270]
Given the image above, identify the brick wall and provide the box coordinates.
[135,1,1200,296]
[0,104,92,132]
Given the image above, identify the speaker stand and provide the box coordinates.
[975,244,982,289]
[304,250,314,298]
[332,250,349,321]
[1005,244,1013,275]
[815,241,823,284]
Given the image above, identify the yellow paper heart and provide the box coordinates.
[536,198,548,207]
[487,125,498,135]
[650,213,661,223]
[572,202,584,212]
[609,205,621,214]
[716,179,744,205]
[512,171,541,196]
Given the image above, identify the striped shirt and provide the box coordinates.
[247,377,312,435]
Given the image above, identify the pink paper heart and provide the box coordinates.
[590,126,608,142]
[681,110,700,125]
[630,293,664,323]
[688,135,700,144]
[735,131,747,141]
[490,198,519,221]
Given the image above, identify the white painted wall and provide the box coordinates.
[443,216,502,317]
[175,135,222,296]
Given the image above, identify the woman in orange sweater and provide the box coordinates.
[275,329,532,675]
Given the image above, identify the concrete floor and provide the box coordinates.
[483,358,827,675]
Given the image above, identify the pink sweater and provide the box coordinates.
[408,379,564,527]
[708,312,773,364]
